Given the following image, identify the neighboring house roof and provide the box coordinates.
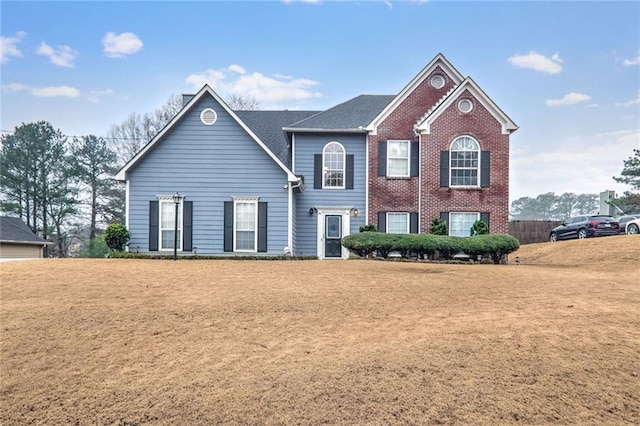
[285,95,395,131]
[0,216,51,245]
[415,77,519,135]
[115,85,306,182]
[235,110,319,166]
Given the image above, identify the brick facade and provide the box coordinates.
[368,61,514,235]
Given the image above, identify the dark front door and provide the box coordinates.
[325,215,342,258]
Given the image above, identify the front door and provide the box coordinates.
[324,215,342,258]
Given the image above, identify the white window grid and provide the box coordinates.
[387,140,410,177]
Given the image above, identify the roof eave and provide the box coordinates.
[283,127,368,133]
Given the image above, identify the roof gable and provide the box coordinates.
[365,53,465,134]
[115,85,303,181]
[415,77,518,135]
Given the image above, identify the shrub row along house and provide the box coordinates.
[115,54,518,259]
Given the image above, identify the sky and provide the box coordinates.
[1,0,639,204]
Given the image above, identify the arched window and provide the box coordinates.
[450,136,480,187]
[323,142,345,188]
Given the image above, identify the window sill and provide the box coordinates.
[385,176,412,180]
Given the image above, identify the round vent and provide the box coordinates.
[431,75,445,89]
[458,99,473,113]
[200,108,217,125]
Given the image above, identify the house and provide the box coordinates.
[115,54,517,258]
[0,216,52,259]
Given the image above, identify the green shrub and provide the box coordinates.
[359,223,378,232]
[86,236,109,258]
[471,220,488,236]
[429,218,448,235]
[104,223,130,252]
[341,232,519,264]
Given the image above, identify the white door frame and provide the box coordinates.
[315,207,351,259]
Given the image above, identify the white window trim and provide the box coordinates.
[233,197,259,253]
[387,139,410,178]
[158,196,183,252]
[386,212,410,234]
[449,212,480,237]
[449,136,480,188]
[322,141,346,189]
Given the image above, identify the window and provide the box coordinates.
[323,142,345,188]
[387,140,410,177]
[450,136,480,187]
[449,212,479,237]
[431,75,445,89]
[387,213,409,234]
[458,99,473,113]
[234,199,257,252]
[159,199,182,250]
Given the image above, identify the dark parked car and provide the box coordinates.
[549,215,620,242]
[616,214,640,233]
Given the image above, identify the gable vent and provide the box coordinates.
[200,108,218,125]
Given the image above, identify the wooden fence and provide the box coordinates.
[508,220,563,245]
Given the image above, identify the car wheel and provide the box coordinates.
[628,224,639,235]
[578,229,587,239]
[550,232,558,242]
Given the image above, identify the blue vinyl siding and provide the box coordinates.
[127,95,290,255]
[293,133,367,256]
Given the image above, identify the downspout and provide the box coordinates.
[288,178,304,254]
[125,179,130,251]
[365,133,370,224]
[418,133,422,233]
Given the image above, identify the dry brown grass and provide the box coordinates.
[1,235,639,425]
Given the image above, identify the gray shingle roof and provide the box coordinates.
[0,216,50,245]
[287,95,395,130]
[235,110,319,166]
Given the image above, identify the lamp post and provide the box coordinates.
[172,192,182,261]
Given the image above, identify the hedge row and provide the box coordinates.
[341,232,520,264]
[108,252,317,261]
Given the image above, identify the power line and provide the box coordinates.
[0,129,143,141]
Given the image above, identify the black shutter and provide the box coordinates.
[258,202,267,252]
[410,212,419,234]
[410,141,419,177]
[480,212,490,233]
[183,201,193,252]
[345,154,354,189]
[149,201,158,251]
[378,141,387,176]
[440,151,449,187]
[440,212,449,226]
[314,154,322,189]
[377,212,386,233]
[224,201,233,252]
[480,151,490,188]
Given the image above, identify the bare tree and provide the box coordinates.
[227,92,260,110]
[107,94,183,166]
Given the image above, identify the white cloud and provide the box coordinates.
[36,41,77,68]
[228,64,246,74]
[86,88,115,103]
[510,129,639,200]
[186,65,322,106]
[585,103,599,108]
[3,83,80,98]
[507,51,563,74]
[545,92,591,107]
[102,32,143,58]
[615,91,640,108]
[623,54,640,66]
[1,31,27,63]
